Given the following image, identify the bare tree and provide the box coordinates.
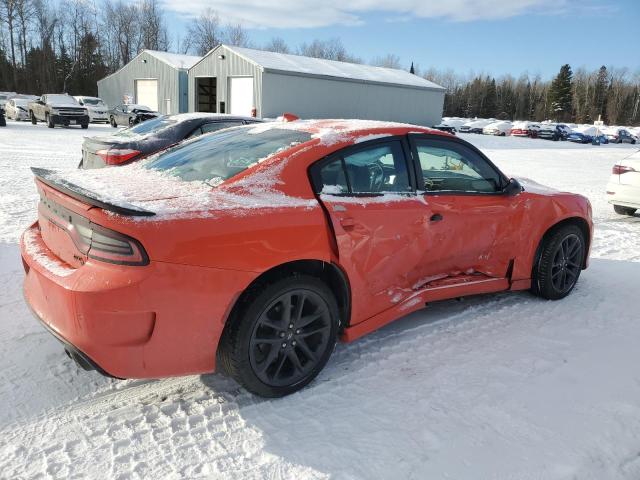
[185,8,221,56]
[139,0,168,51]
[1,0,19,88]
[371,53,401,69]
[264,36,289,54]
[221,23,251,47]
[298,38,361,63]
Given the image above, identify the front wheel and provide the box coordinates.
[614,205,637,216]
[218,275,339,397]
[81,123,88,129]
[110,116,117,128]
[46,113,54,128]
[30,112,37,125]
[531,224,586,300]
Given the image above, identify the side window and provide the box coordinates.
[414,139,503,193]
[315,141,411,195]
[201,121,239,134]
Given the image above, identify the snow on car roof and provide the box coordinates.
[145,50,201,69]
[222,45,444,91]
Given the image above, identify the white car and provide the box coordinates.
[483,121,512,136]
[606,151,640,216]
[0,91,16,109]
[5,98,30,121]
[74,96,109,123]
[458,118,496,134]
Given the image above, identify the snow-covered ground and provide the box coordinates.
[1,120,640,479]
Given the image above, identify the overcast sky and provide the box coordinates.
[163,0,640,78]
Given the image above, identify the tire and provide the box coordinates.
[0,115,5,127]
[218,275,339,397]
[110,116,117,128]
[81,123,88,129]
[531,224,585,300]
[30,111,37,125]
[128,117,134,127]
[46,113,54,128]
[613,205,637,216]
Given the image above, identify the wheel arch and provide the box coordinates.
[533,216,591,273]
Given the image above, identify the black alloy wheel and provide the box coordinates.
[532,224,585,300]
[219,275,339,397]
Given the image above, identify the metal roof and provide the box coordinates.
[220,45,445,91]
[145,50,201,70]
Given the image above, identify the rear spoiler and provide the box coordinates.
[31,167,155,217]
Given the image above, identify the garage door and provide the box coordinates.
[135,79,158,111]
[229,77,254,116]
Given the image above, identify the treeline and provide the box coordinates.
[1,0,639,125]
[425,64,640,125]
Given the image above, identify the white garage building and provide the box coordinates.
[97,50,200,114]
[187,45,445,126]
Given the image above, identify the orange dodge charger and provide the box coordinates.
[21,120,593,397]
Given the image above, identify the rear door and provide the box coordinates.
[409,134,520,280]
[311,138,433,322]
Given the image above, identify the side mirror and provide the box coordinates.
[503,178,523,196]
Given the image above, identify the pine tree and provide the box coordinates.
[593,65,608,122]
[409,62,415,74]
[548,64,573,121]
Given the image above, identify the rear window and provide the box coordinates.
[114,116,176,137]
[145,126,312,185]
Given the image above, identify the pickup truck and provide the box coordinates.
[29,94,90,129]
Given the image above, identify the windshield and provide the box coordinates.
[82,98,104,106]
[114,116,175,137]
[48,95,78,104]
[145,126,312,185]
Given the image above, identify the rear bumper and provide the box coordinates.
[20,222,257,379]
[606,181,640,209]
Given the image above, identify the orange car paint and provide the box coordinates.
[20,121,593,378]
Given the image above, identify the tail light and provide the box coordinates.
[69,221,148,266]
[96,148,141,165]
[612,165,636,175]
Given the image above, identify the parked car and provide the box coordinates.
[74,96,110,123]
[459,119,495,134]
[431,125,457,134]
[567,126,609,145]
[510,121,541,137]
[5,98,31,121]
[606,151,640,216]
[81,113,263,169]
[28,94,89,128]
[0,91,16,109]
[605,128,637,144]
[21,120,593,397]
[538,123,571,141]
[109,104,159,127]
[433,118,468,133]
[483,121,512,136]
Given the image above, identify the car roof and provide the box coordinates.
[242,119,448,139]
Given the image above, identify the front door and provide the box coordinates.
[312,138,433,323]
[409,134,521,281]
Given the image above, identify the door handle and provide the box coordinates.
[430,213,443,222]
[340,217,356,229]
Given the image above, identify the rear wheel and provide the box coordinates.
[110,116,117,128]
[219,275,339,397]
[614,205,637,216]
[30,111,37,125]
[531,225,585,300]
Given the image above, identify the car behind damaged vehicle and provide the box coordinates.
[81,113,263,168]
[21,120,593,397]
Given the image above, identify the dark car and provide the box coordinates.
[81,113,263,169]
[538,124,571,141]
[431,125,456,135]
[567,132,609,145]
[109,104,159,128]
[606,128,637,144]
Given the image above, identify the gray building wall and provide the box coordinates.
[97,51,187,115]
[188,46,263,114]
[261,72,445,126]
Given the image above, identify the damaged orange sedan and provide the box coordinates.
[21,120,592,397]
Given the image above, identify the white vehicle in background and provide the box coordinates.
[5,98,30,120]
[74,96,109,123]
[483,120,512,136]
[606,151,640,216]
[0,91,16,109]
[434,117,468,132]
[458,118,496,134]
